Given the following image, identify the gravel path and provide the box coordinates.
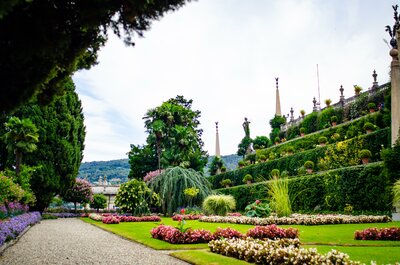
[0,218,189,265]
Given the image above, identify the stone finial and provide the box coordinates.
[372,70,379,88]
[290,107,294,122]
[386,5,399,49]
[312,97,318,112]
[339,85,345,107]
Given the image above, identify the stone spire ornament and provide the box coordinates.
[387,4,400,146]
[312,97,318,112]
[275,77,282,116]
[290,107,294,122]
[215,122,221,158]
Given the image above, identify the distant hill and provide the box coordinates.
[78,154,241,183]
[78,159,130,184]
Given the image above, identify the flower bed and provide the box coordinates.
[0,212,41,246]
[88,213,161,224]
[246,225,298,239]
[43,213,81,218]
[354,227,400,241]
[227,212,242,217]
[199,214,390,226]
[172,214,203,221]
[0,202,29,219]
[151,224,213,244]
[151,225,298,244]
[209,237,361,264]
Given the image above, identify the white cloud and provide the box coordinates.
[73,0,395,162]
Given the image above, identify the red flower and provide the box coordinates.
[180,208,186,214]
[255,200,261,205]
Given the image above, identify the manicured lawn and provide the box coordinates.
[82,217,400,264]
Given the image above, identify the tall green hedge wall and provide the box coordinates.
[217,163,391,212]
[208,128,389,189]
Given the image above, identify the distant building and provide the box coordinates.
[91,177,119,210]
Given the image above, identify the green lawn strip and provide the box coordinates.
[170,249,250,265]
[306,245,400,264]
[279,222,400,246]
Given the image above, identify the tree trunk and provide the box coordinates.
[74,202,77,213]
[15,150,22,176]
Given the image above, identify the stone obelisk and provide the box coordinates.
[275,77,282,116]
[215,122,221,158]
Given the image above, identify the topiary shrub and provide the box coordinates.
[149,167,212,216]
[243,174,253,183]
[271,169,280,178]
[368,102,376,111]
[304,161,314,170]
[202,194,236,216]
[363,122,375,132]
[330,116,338,124]
[221,179,232,187]
[318,136,328,145]
[359,149,372,159]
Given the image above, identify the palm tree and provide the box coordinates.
[2,117,39,175]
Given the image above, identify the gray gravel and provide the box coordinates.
[0,218,189,265]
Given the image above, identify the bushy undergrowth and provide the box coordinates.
[202,194,236,216]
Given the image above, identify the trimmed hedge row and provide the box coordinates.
[257,111,388,162]
[208,128,389,189]
[216,163,391,212]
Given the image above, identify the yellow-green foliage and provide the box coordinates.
[267,176,291,217]
[394,179,400,207]
[202,194,236,216]
[318,138,363,171]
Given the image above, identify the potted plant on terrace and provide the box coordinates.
[304,161,314,174]
[300,109,306,118]
[238,160,246,168]
[274,137,280,145]
[354,85,363,96]
[271,169,280,178]
[359,149,372,164]
[325,99,332,108]
[220,179,232,188]
[300,127,306,137]
[368,102,376,113]
[330,116,338,126]
[243,174,253,185]
[363,122,375,133]
[318,136,328,146]
[286,146,294,155]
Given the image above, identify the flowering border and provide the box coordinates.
[0,212,41,247]
[88,213,161,224]
[172,214,203,221]
[199,214,390,226]
[208,237,362,264]
[354,227,400,241]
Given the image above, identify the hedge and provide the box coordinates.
[257,111,388,161]
[216,163,391,212]
[208,128,389,189]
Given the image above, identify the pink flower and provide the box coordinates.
[255,200,261,205]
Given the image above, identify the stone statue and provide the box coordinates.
[242,117,250,138]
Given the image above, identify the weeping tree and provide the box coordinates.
[148,166,212,216]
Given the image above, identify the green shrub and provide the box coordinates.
[220,179,232,187]
[286,146,294,154]
[300,127,306,134]
[393,179,400,207]
[257,154,266,162]
[359,149,372,159]
[238,160,246,167]
[243,174,253,183]
[330,116,338,123]
[90,194,107,212]
[363,122,375,132]
[301,112,318,133]
[318,136,328,144]
[202,194,236,216]
[115,179,160,216]
[368,102,376,110]
[271,169,280,178]
[304,161,314,170]
[274,137,280,143]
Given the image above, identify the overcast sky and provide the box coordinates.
[73,0,394,162]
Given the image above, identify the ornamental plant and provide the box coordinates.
[304,161,314,170]
[300,127,306,134]
[220,179,232,187]
[246,225,299,239]
[202,194,236,216]
[90,194,107,212]
[359,149,372,159]
[271,169,280,178]
[325,99,332,107]
[183,187,200,207]
[363,122,375,132]
[242,174,253,183]
[330,115,338,123]
[354,227,400,241]
[354,85,363,95]
[286,146,294,154]
[394,179,400,207]
[267,176,291,217]
[318,136,328,145]
[0,212,41,246]
[238,160,246,168]
[244,200,271,218]
[368,102,376,110]
[300,110,306,117]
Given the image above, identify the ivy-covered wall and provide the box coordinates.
[217,163,391,212]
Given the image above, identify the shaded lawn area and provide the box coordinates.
[82,218,400,264]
